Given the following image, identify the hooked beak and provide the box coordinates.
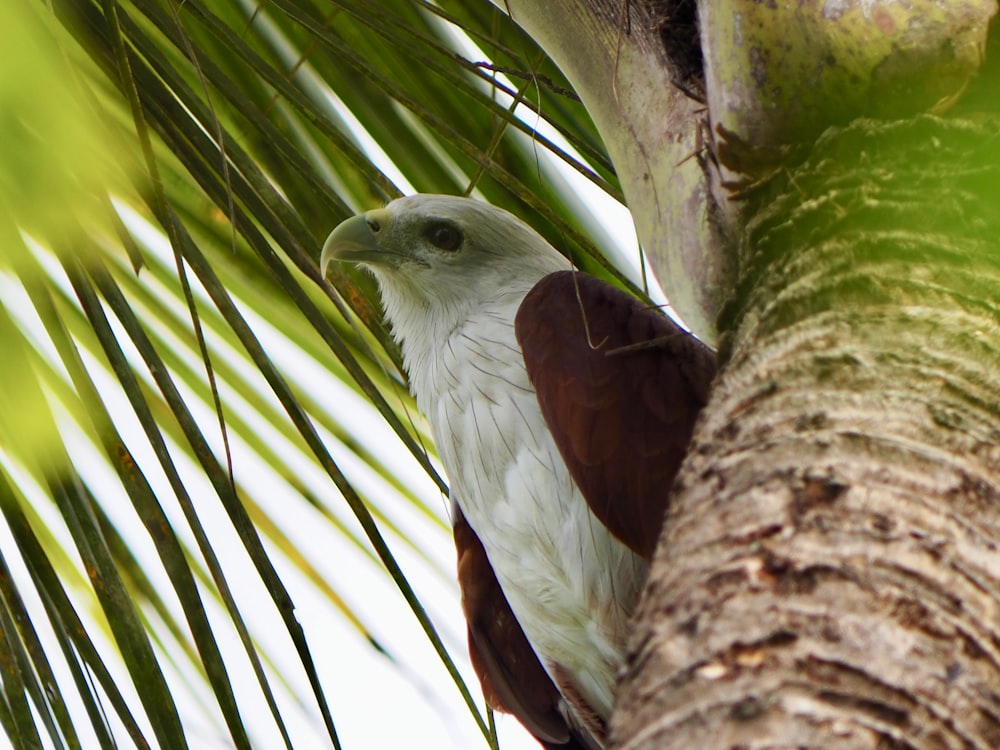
[320,208,392,277]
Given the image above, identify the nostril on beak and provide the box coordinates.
[367,217,381,234]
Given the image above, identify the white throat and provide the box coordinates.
[371,255,565,412]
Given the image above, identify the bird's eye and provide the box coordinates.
[424,222,463,252]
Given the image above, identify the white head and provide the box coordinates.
[322,194,569,353]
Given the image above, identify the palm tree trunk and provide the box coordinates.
[613,115,1000,747]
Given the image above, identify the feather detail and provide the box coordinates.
[516,271,717,559]
[454,504,575,745]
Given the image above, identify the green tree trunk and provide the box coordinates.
[615,115,1000,749]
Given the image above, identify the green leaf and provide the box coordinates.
[2,1,639,747]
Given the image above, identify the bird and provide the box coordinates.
[322,195,715,748]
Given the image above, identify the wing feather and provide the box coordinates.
[515,271,716,560]
[455,505,599,748]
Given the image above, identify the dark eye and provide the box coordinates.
[424,222,463,252]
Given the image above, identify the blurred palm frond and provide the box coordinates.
[0,1,630,747]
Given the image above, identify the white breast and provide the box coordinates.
[421,294,647,720]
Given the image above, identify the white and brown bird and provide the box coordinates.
[322,195,715,748]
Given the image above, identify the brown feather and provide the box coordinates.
[455,506,592,746]
[515,271,716,559]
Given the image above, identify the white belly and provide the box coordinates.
[427,314,647,719]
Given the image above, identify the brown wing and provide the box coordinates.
[454,505,596,749]
[515,271,716,560]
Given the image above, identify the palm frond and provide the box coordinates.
[0,1,636,747]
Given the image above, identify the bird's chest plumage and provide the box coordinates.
[418,306,646,719]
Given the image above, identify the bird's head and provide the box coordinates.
[321,195,569,334]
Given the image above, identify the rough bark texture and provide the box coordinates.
[612,116,1000,748]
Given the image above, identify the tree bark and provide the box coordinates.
[614,116,1000,748]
